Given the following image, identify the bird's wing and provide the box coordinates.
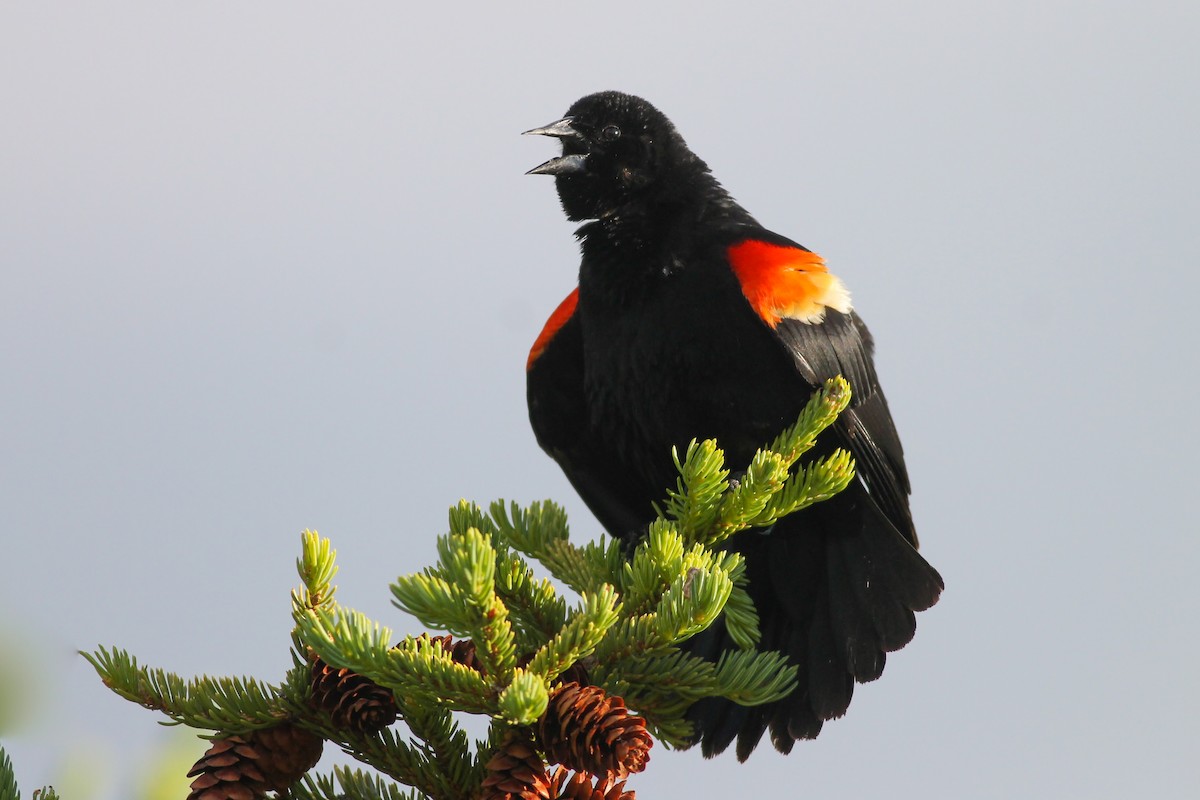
[526,288,651,539]
[725,235,916,545]
[680,235,942,759]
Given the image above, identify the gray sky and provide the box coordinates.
[3,2,1197,797]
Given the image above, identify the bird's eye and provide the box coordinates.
[600,124,622,142]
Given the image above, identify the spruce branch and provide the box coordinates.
[324,727,449,799]
[592,614,674,663]
[297,528,339,610]
[82,646,301,730]
[0,746,32,800]
[437,527,497,608]
[294,767,429,800]
[767,374,852,468]
[653,566,733,643]
[721,582,761,650]
[667,375,857,547]
[711,448,790,542]
[497,668,550,725]
[662,439,730,539]
[296,605,494,714]
[748,447,856,529]
[490,500,623,594]
[391,528,519,681]
[711,649,798,706]
[447,499,500,539]
[85,376,855,799]
[402,702,476,798]
[536,585,621,669]
[494,551,569,648]
[0,749,12,800]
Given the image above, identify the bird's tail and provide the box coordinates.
[684,483,943,760]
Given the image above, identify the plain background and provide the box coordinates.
[3,2,1197,797]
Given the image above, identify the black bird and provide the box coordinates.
[524,91,942,760]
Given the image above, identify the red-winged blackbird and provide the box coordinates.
[524,91,942,761]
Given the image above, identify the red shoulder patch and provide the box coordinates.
[527,288,579,371]
[726,239,851,328]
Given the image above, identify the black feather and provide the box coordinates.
[525,91,942,759]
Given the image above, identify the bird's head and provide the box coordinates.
[525,91,701,222]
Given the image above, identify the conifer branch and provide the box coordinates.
[497,669,550,725]
[322,727,446,798]
[662,439,730,538]
[297,606,495,714]
[82,646,301,730]
[668,376,857,547]
[294,768,428,800]
[493,550,568,648]
[0,747,19,800]
[83,375,855,799]
[490,500,622,593]
[592,613,675,663]
[524,584,621,682]
[768,375,852,468]
[402,703,475,797]
[722,582,762,650]
[711,649,797,705]
[297,528,339,609]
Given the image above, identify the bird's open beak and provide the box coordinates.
[523,116,582,140]
[524,116,588,176]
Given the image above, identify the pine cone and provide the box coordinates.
[554,661,590,688]
[537,683,651,780]
[429,633,483,672]
[547,767,635,800]
[186,723,323,800]
[309,652,398,733]
[480,729,554,800]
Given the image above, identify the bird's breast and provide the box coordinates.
[578,257,810,491]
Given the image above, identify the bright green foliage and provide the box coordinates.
[0,745,60,800]
[488,500,625,594]
[721,577,762,650]
[662,439,730,537]
[296,530,339,607]
[82,646,303,730]
[391,527,519,681]
[523,585,620,684]
[768,374,852,467]
[294,767,426,800]
[669,375,855,546]
[84,377,855,800]
[497,669,550,725]
[1,746,17,800]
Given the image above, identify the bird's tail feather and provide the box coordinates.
[685,485,942,760]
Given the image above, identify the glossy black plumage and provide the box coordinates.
[525,91,942,759]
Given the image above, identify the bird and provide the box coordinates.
[523,91,942,761]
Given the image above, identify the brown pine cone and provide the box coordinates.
[429,633,483,672]
[536,683,652,781]
[554,661,590,688]
[547,767,635,800]
[480,729,554,800]
[186,723,323,800]
[309,652,399,733]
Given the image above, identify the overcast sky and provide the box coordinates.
[2,2,1198,798]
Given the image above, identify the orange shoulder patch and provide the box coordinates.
[527,287,579,371]
[727,239,852,327]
